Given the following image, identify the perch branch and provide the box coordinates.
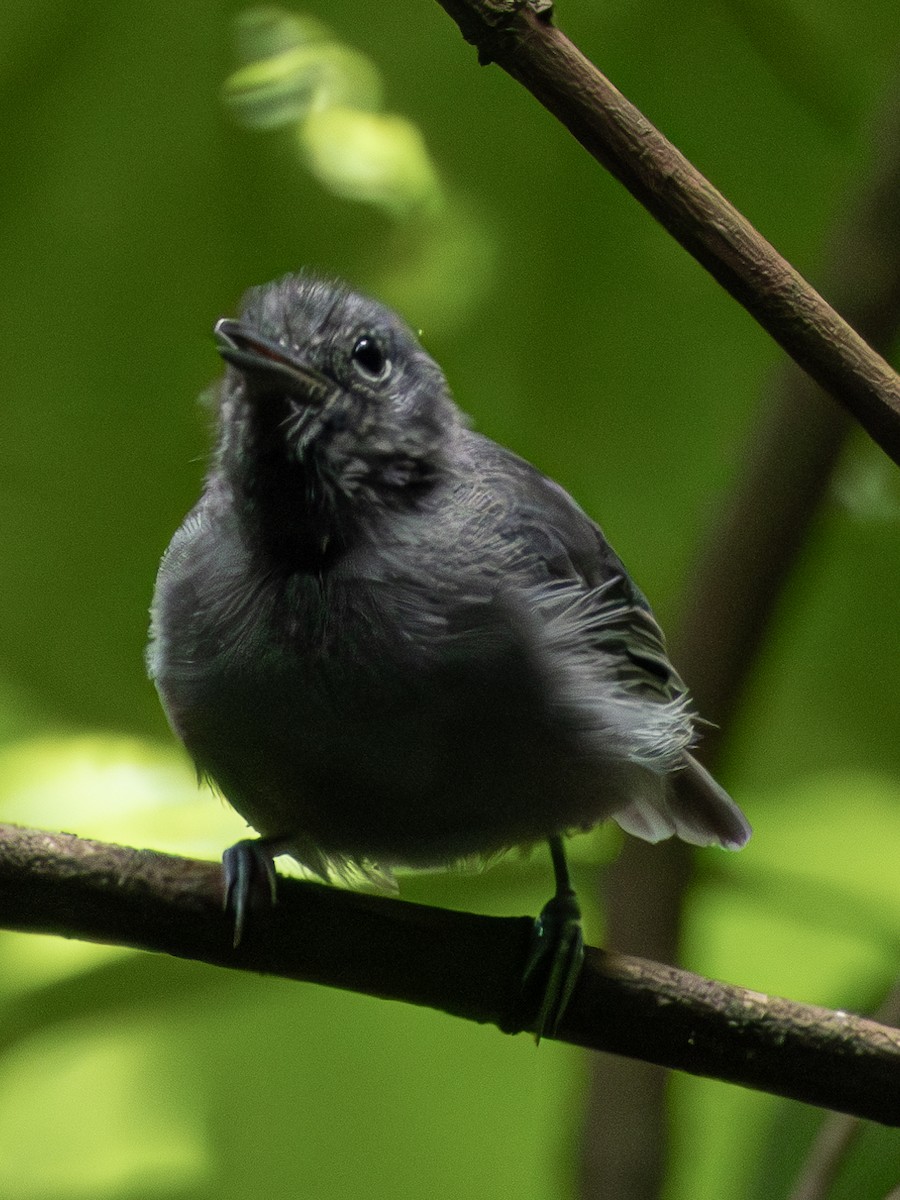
[433,0,900,465]
[1,823,899,1125]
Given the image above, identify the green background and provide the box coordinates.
[1,1,899,1196]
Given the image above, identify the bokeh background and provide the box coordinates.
[2,1,900,1197]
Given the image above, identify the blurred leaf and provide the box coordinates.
[667,771,900,1200]
[225,40,382,128]
[231,6,331,68]
[224,6,437,216]
[0,733,250,999]
[221,5,492,325]
[0,1022,210,1198]
[0,734,246,859]
[833,437,900,523]
[301,107,441,216]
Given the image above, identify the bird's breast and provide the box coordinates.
[152,553,607,862]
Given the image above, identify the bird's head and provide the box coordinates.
[214,274,460,523]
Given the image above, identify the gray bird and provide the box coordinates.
[148,273,750,1034]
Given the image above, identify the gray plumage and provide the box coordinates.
[148,273,750,896]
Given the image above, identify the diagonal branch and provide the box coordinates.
[433,0,900,465]
[1,822,899,1125]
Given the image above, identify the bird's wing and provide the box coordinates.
[451,433,694,766]
[460,436,750,848]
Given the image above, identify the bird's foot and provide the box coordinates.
[520,886,585,1042]
[222,837,282,947]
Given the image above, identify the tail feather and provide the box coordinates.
[612,753,751,850]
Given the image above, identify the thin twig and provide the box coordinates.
[433,0,900,464]
[1,823,899,1124]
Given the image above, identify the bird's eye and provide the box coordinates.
[351,335,389,380]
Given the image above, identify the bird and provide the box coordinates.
[147,272,750,1036]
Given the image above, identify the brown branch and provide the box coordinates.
[433,0,900,465]
[1,823,899,1125]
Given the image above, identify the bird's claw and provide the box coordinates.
[520,888,585,1042]
[222,837,280,947]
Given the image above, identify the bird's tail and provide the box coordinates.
[610,753,751,850]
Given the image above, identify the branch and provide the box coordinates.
[2,823,899,1125]
[433,0,900,465]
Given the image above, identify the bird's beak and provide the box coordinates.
[214,318,332,406]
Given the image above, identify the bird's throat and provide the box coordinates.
[238,448,350,572]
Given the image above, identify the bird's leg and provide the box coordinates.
[520,835,585,1041]
[222,835,288,947]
